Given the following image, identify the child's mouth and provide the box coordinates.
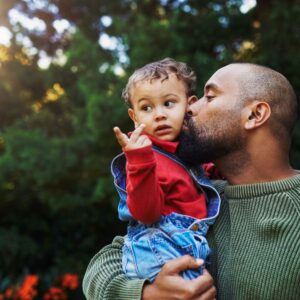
[155,125,172,135]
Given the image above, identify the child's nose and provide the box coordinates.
[154,107,167,120]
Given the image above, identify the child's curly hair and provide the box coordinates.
[122,58,197,107]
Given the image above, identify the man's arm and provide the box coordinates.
[83,236,216,300]
[82,236,146,300]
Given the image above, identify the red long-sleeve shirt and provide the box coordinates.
[124,136,207,225]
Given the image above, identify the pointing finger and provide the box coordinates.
[113,127,129,148]
[130,124,146,142]
[137,135,152,147]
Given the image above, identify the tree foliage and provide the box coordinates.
[0,0,299,288]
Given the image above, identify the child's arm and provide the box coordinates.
[113,125,165,225]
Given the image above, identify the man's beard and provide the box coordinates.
[176,116,243,166]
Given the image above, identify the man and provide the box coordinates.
[83,63,300,299]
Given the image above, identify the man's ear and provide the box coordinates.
[128,108,139,128]
[188,95,198,106]
[243,101,271,130]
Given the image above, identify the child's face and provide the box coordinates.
[128,73,189,141]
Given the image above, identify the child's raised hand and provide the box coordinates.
[113,124,152,151]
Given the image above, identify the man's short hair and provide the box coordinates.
[122,58,196,107]
[237,63,298,142]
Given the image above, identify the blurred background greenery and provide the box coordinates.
[0,0,299,298]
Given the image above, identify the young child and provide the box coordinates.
[111,58,221,282]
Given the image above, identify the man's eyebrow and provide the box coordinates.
[204,83,220,93]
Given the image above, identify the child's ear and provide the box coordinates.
[128,108,139,128]
[188,95,198,106]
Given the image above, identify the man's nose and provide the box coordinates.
[187,100,199,117]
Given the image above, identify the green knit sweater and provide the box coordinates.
[82,175,300,300]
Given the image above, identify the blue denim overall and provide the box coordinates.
[111,146,221,282]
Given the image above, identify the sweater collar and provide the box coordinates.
[224,172,300,199]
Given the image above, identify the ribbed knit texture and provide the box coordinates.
[208,174,300,300]
[82,236,145,300]
[82,175,300,300]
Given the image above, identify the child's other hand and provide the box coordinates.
[113,124,152,151]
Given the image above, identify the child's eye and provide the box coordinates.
[141,105,152,112]
[165,100,175,107]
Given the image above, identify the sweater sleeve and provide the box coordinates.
[125,145,165,224]
[82,236,146,300]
